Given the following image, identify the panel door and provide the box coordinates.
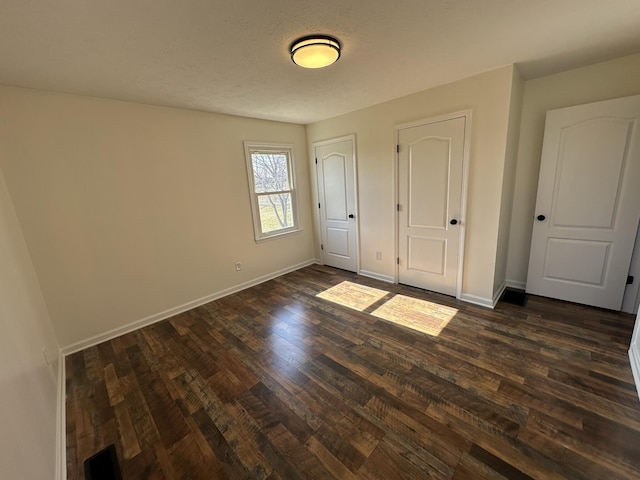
[526,95,640,310]
[630,313,640,400]
[398,116,466,296]
[315,136,358,272]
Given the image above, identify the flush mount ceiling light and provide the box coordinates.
[290,35,341,69]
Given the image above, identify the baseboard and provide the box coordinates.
[459,293,495,309]
[630,344,640,402]
[61,259,316,355]
[493,281,507,307]
[506,278,526,290]
[358,269,395,284]
[56,349,66,480]
[57,259,316,479]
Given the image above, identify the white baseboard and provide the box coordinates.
[61,259,316,355]
[358,269,395,284]
[506,279,526,290]
[630,345,640,402]
[492,281,507,307]
[459,293,495,309]
[57,259,316,479]
[56,349,66,480]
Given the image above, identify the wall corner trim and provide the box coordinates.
[56,349,66,480]
[460,281,506,309]
[459,293,495,309]
[630,346,640,401]
[492,281,507,307]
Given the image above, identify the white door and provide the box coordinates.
[315,135,359,272]
[629,313,640,400]
[397,114,467,296]
[526,95,640,310]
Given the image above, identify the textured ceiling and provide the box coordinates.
[1,1,640,124]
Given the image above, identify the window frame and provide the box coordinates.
[243,141,301,242]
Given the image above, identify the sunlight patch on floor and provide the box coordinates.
[316,281,389,312]
[372,294,458,336]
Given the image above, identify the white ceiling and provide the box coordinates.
[1,1,640,124]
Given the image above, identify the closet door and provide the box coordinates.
[315,135,359,272]
[397,114,467,296]
[527,95,640,310]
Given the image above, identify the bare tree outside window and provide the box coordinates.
[244,142,300,241]
[251,153,292,231]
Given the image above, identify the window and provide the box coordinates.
[244,142,300,241]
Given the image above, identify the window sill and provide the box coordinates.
[255,227,303,243]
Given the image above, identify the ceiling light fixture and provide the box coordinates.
[290,35,341,69]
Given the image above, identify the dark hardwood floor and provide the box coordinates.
[66,265,640,479]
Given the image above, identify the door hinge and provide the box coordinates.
[315,158,318,164]
[318,202,321,209]
[628,275,634,285]
[397,257,400,265]
[396,145,400,153]
[397,203,400,212]
[321,244,324,250]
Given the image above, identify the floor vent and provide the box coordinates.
[500,288,529,307]
[84,444,122,480]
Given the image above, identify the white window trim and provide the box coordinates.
[244,141,301,242]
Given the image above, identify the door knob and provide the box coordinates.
[348,214,355,219]
[537,214,546,221]
[450,219,458,225]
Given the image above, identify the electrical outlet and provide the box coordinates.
[376,251,382,261]
[235,261,242,271]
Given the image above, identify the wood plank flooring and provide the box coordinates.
[65,265,640,479]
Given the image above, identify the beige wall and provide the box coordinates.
[307,66,516,304]
[0,86,315,347]
[493,67,524,295]
[0,168,59,479]
[9,52,636,351]
[507,53,640,286]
